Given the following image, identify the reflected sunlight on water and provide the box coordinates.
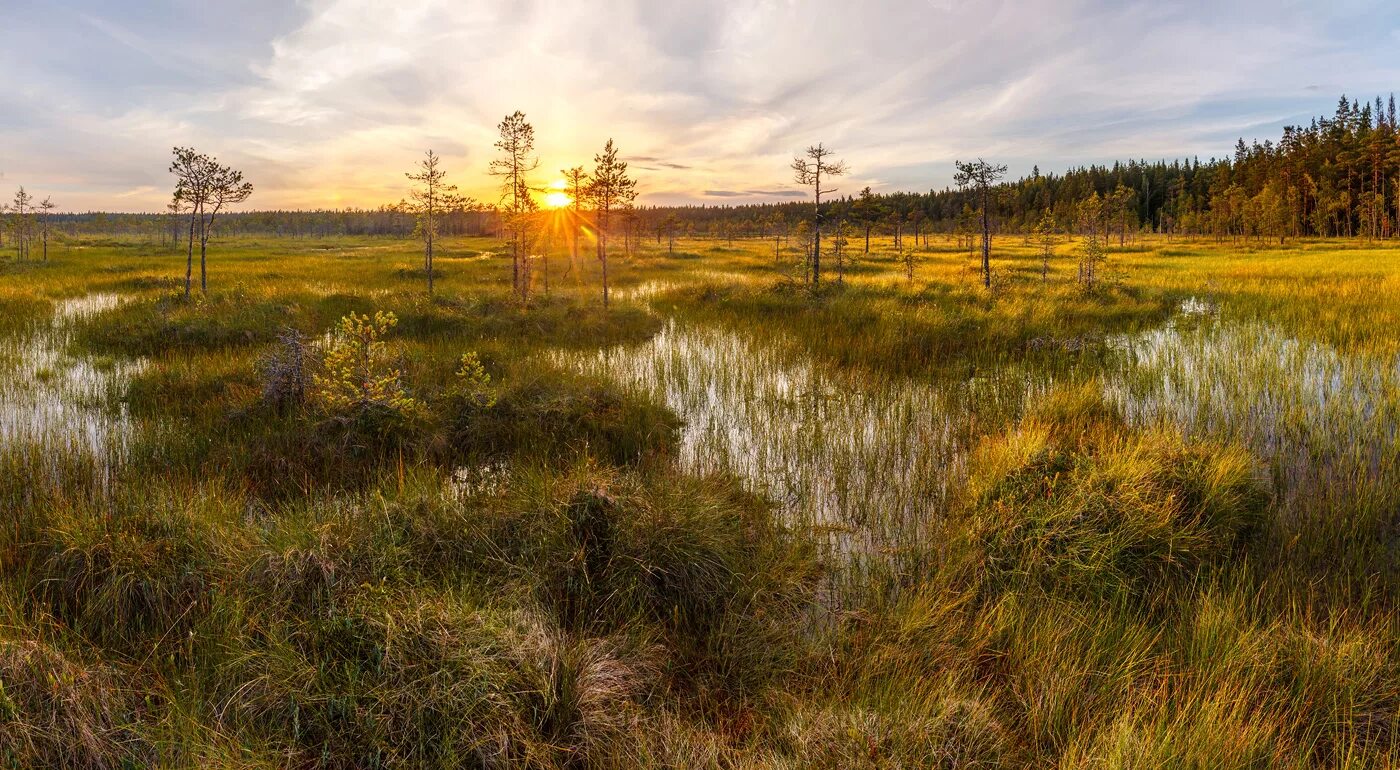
[0,293,146,475]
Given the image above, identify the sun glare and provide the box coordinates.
[544,188,572,208]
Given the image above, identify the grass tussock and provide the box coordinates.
[0,634,147,769]
[451,370,680,467]
[824,384,1397,768]
[963,390,1266,599]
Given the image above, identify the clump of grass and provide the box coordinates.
[74,289,294,356]
[962,385,1267,600]
[212,588,652,768]
[450,366,680,467]
[32,481,247,655]
[0,635,148,769]
[0,291,50,333]
[463,463,821,704]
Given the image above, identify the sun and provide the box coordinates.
[544,179,572,209]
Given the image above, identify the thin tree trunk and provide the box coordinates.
[185,209,197,299]
[600,226,609,308]
[981,190,992,289]
[811,165,823,286]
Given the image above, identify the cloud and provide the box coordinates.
[704,189,805,198]
[2,0,1398,211]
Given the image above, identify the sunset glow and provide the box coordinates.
[4,2,1398,212]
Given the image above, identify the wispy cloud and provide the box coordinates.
[2,0,1398,211]
[705,189,805,198]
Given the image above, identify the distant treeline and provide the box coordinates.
[673,93,1400,243]
[30,93,1400,244]
[43,208,496,242]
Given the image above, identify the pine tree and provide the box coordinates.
[790,143,847,287]
[1033,208,1058,283]
[954,158,1008,288]
[405,150,470,294]
[489,111,539,301]
[586,139,637,308]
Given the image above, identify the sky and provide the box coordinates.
[2,0,1399,212]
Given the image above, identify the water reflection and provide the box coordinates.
[1107,302,1400,514]
[0,293,145,470]
[559,295,1398,565]
[552,319,1048,554]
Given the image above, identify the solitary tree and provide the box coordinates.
[850,186,884,253]
[767,212,788,262]
[38,197,54,262]
[489,111,539,300]
[1076,195,1106,293]
[1033,209,1058,282]
[10,187,32,261]
[405,150,469,294]
[171,147,208,296]
[1078,232,1107,294]
[663,214,681,256]
[1109,183,1136,246]
[561,165,589,280]
[197,159,254,294]
[791,143,847,286]
[170,147,253,296]
[586,139,637,308]
[954,158,1007,289]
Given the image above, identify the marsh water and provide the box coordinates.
[554,318,1051,555]
[558,296,1400,556]
[1108,305,1400,516]
[0,293,144,473]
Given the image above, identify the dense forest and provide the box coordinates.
[14,94,1399,245]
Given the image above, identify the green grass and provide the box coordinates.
[0,231,1397,767]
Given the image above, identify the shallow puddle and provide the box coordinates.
[552,318,1048,555]
[1106,302,1400,514]
[0,293,145,470]
[557,293,1400,563]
